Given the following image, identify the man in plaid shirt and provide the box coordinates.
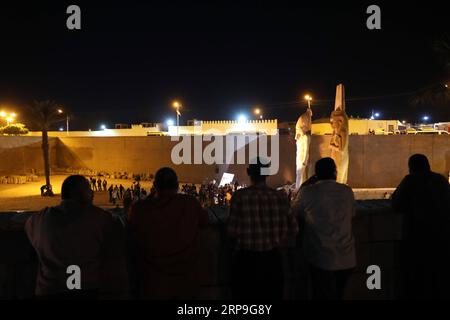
[227,159,298,299]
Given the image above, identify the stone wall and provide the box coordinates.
[1,135,449,188]
[0,137,59,175]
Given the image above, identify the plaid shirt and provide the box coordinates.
[227,185,298,252]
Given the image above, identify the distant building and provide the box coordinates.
[310,118,404,135]
[167,119,278,136]
[28,123,166,137]
[115,123,131,129]
[28,118,422,138]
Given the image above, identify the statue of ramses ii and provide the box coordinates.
[295,104,312,189]
[330,84,349,184]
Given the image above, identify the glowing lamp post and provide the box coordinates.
[0,111,17,125]
[58,109,70,135]
[254,108,263,119]
[304,94,313,109]
[173,101,182,136]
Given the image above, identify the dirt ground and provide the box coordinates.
[0,175,154,212]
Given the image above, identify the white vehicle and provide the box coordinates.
[414,129,450,135]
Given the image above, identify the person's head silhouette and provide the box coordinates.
[408,154,431,175]
[247,157,270,185]
[61,175,94,206]
[315,157,337,181]
[154,167,179,194]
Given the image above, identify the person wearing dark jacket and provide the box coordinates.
[392,154,450,299]
[128,167,208,299]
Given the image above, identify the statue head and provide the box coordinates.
[330,109,347,133]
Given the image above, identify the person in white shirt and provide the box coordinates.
[292,157,356,300]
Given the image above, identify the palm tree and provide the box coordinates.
[411,34,450,108]
[27,100,64,196]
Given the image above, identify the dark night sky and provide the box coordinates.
[0,1,448,130]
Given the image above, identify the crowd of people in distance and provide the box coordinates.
[87,177,245,209]
[171,182,246,208]
[24,153,450,300]
[86,177,151,208]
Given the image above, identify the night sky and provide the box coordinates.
[0,1,448,130]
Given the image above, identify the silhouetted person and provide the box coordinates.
[90,177,97,191]
[123,188,133,214]
[102,179,107,192]
[227,158,298,300]
[112,185,119,205]
[40,184,53,197]
[392,154,450,299]
[292,157,356,300]
[108,185,113,203]
[119,184,125,199]
[127,167,208,299]
[25,175,116,299]
[97,178,102,192]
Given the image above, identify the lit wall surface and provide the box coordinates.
[1,135,449,188]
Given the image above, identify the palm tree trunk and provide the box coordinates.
[41,129,53,196]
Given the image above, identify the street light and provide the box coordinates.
[254,108,263,119]
[304,94,312,109]
[100,124,107,130]
[172,101,182,135]
[422,115,430,122]
[0,111,17,125]
[57,109,69,135]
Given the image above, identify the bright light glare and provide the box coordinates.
[100,124,107,130]
[423,116,429,121]
[237,114,247,123]
[173,101,181,108]
[374,112,380,117]
[166,119,174,126]
[304,95,312,101]
[59,127,64,132]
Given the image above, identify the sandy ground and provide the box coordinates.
[0,175,154,212]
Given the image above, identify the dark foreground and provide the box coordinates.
[0,201,400,300]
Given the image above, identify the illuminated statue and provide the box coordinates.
[330,84,349,184]
[295,106,312,189]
